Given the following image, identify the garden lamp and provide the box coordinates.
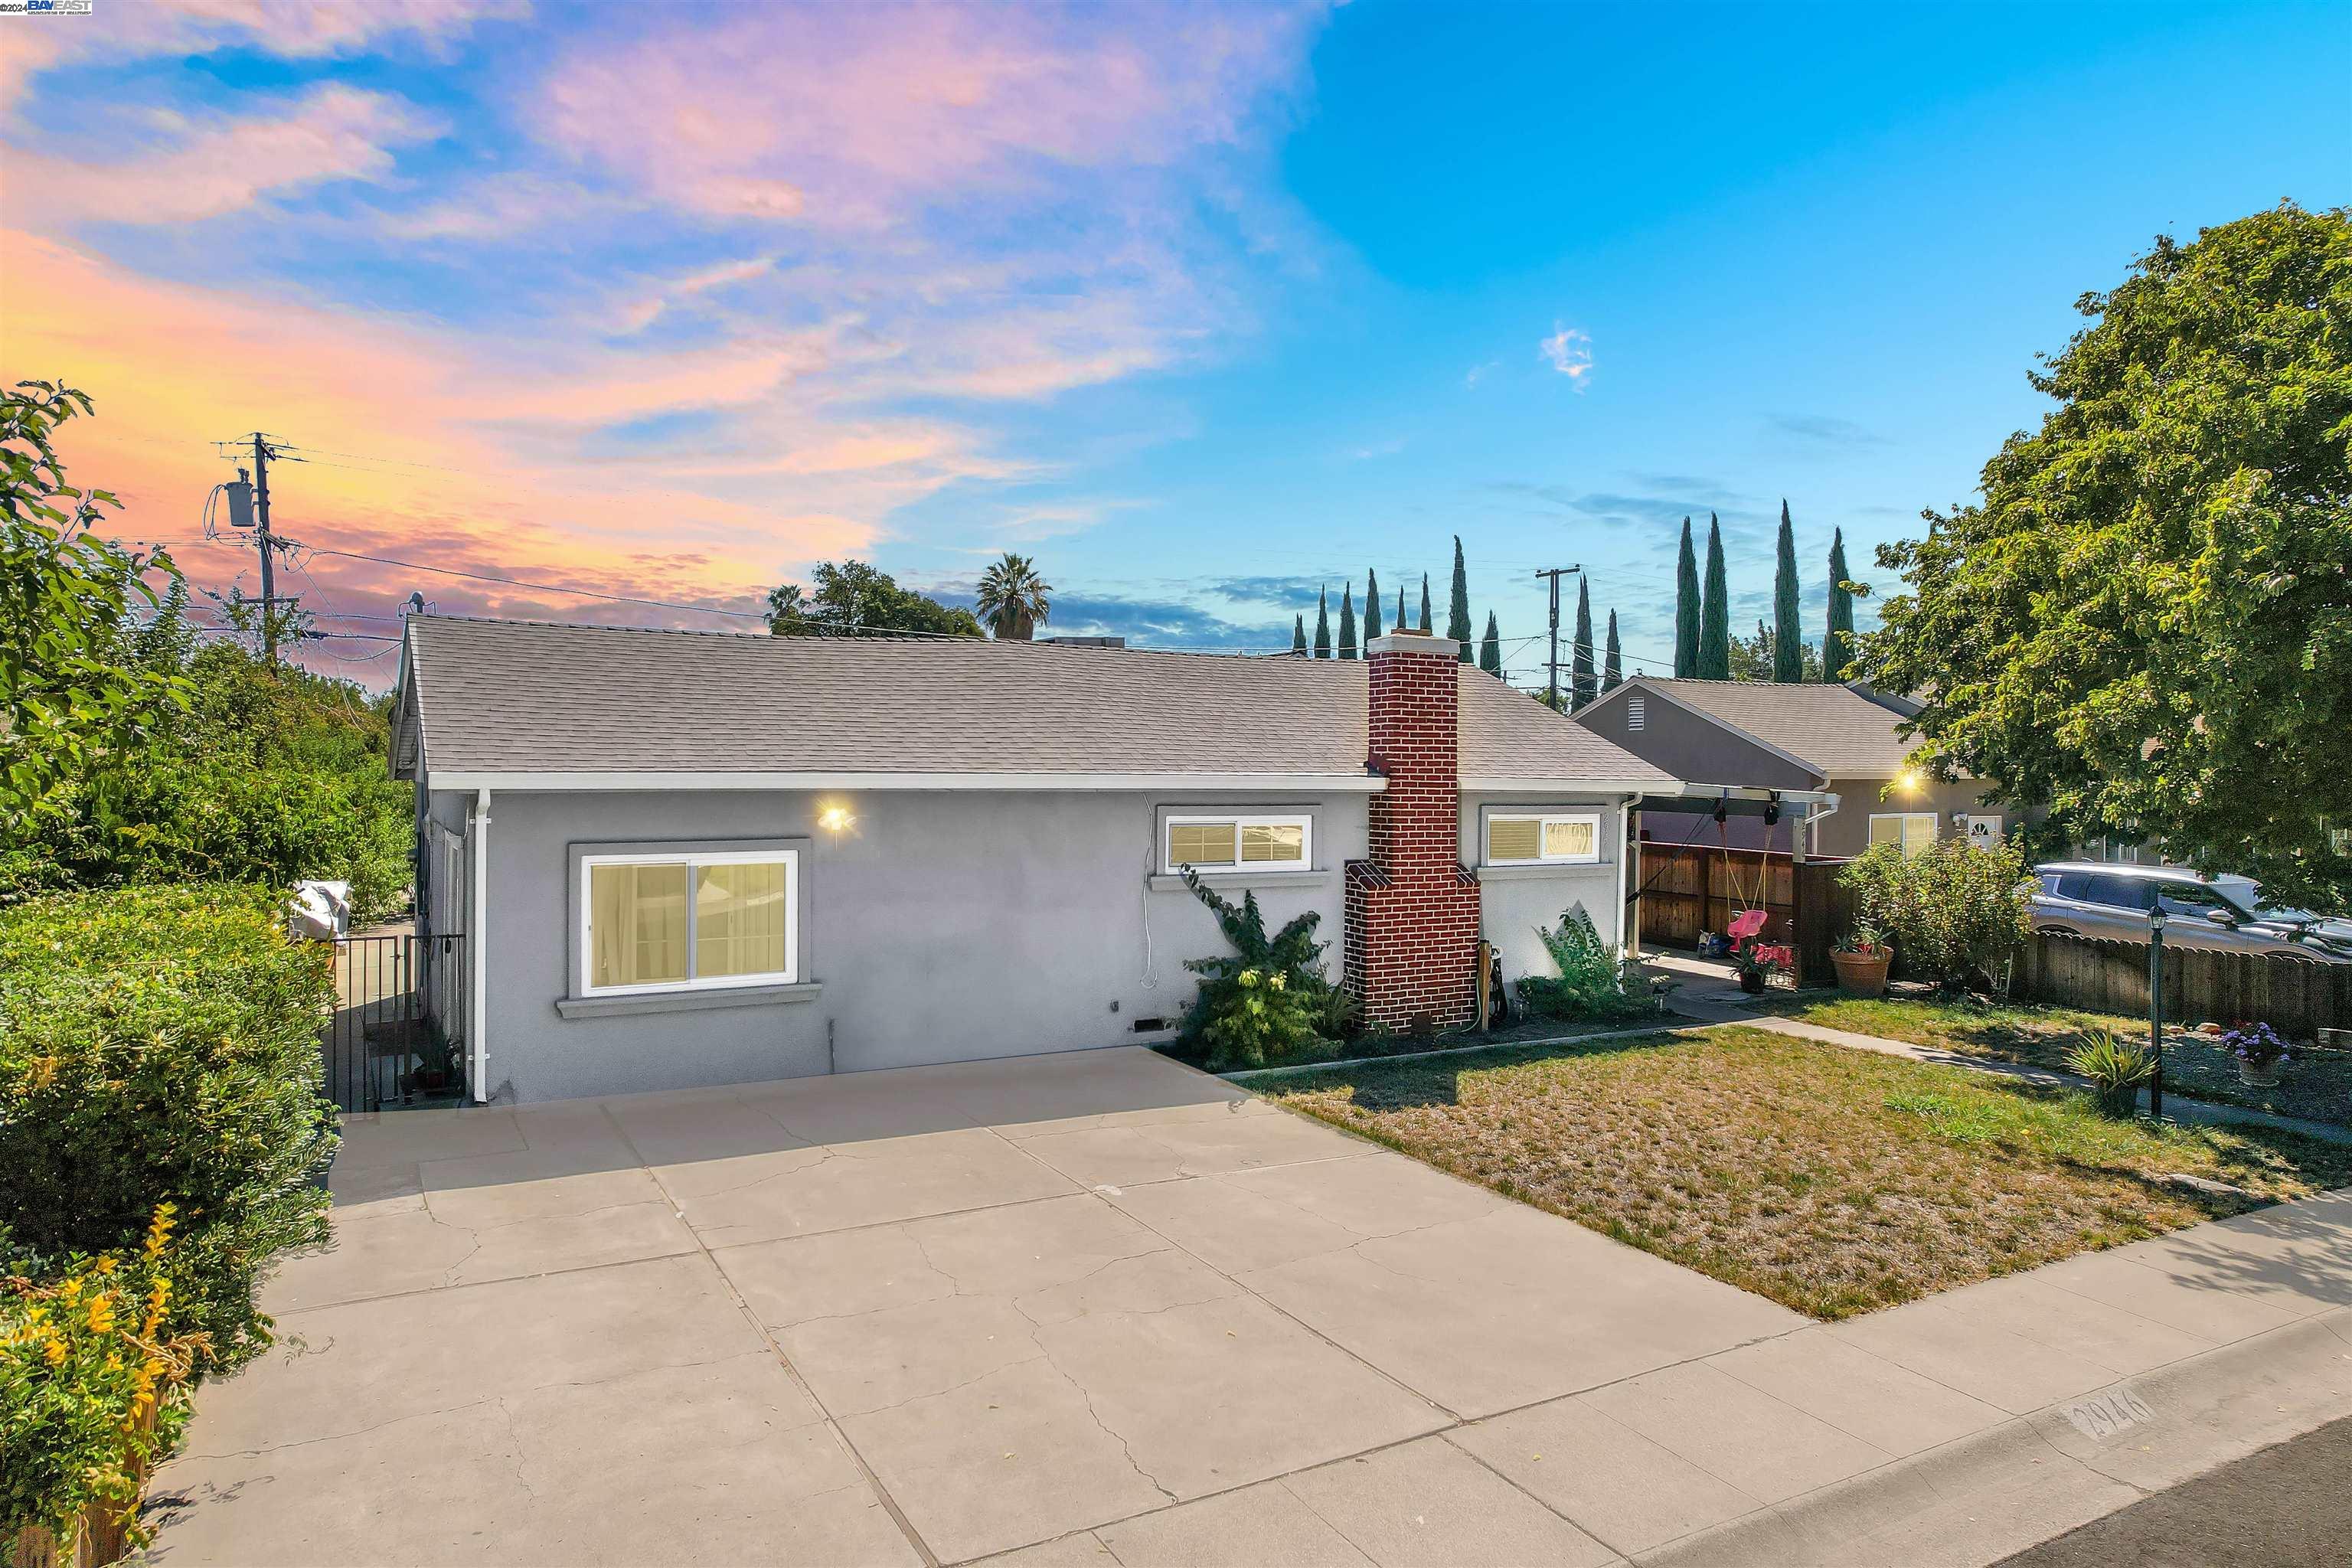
[2147,906,2166,1119]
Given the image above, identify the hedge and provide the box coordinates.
[1,884,339,1548]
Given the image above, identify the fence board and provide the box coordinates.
[2009,932,2349,1038]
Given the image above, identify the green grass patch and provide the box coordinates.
[1262,1027,2352,1320]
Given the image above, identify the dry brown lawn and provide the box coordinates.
[1263,1027,2352,1318]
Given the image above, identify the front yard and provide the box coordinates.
[1759,995,2352,1125]
[1263,1027,2352,1319]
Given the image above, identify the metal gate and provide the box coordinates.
[322,931,468,1112]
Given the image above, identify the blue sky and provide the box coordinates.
[5,0,2346,684]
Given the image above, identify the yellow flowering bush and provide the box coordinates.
[2,1208,204,1549]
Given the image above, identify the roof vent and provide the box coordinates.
[1627,696,1646,731]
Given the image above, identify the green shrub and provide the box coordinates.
[2066,1027,2155,1118]
[0,885,338,1376]
[1839,839,2031,991]
[1198,968,1325,1071]
[1179,869,1351,1064]
[1515,903,1652,1023]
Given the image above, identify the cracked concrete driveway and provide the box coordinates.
[145,1047,1798,1566]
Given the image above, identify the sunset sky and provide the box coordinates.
[4,0,2344,686]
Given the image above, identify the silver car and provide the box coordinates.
[2030,861,2352,962]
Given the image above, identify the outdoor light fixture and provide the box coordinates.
[2147,906,2167,1119]
[1896,769,1921,792]
[818,804,855,834]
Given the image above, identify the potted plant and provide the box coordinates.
[2222,1021,2292,1087]
[409,1029,458,1096]
[1830,915,1894,998]
[2066,1028,2155,1117]
[1733,942,1792,995]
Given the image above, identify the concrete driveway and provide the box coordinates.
[148,1046,1806,1566]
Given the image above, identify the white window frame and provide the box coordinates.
[579,848,799,997]
[1869,812,1939,855]
[1485,811,1603,866]
[1162,813,1314,875]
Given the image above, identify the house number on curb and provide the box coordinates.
[2063,1389,2156,1439]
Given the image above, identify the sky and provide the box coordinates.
[5,0,2347,689]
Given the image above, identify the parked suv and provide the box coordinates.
[2030,862,2352,962]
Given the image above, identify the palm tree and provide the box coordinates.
[976,552,1052,640]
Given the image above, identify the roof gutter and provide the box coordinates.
[426,770,1390,793]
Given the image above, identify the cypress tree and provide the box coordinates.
[1602,610,1622,691]
[1396,583,1408,634]
[1313,588,1331,658]
[1447,536,1472,661]
[1824,528,1854,682]
[1674,516,1700,678]
[1338,585,1357,659]
[1479,610,1502,675]
[1570,577,1596,709]
[1418,573,1432,634]
[1772,499,1803,682]
[1364,570,1383,640]
[1292,614,1307,656]
[1699,514,1731,678]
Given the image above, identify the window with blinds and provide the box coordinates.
[1868,813,1939,856]
[1165,815,1312,874]
[584,851,796,993]
[1486,812,1602,865]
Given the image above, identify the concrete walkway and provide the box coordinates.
[144,1048,2352,1567]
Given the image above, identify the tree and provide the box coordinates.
[1364,569,1383,640]
[1447,535,1472,661]
[1772,500,1804,682]
[1479,610,1502,675]
[2,382,188,839]
[1396,582,1408,635]
[1292,614,1307,655]
[1729,618,1824,682]
[1313,587,1331,658]
[1674,517,1700,678]
[1698,513,1731,678]
[1824,528,1856,682]
[1337,584,1357,659]
[768,560,982,638]
[975,551,1051,640]
[1570,577,1596,709]
[1862,204,2352,910]
[1418,573,1432,634]
[1603,610,1623,691]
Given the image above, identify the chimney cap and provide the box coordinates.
[1365,632,1461,658]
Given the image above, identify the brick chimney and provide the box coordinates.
[1345,632,1481,1032]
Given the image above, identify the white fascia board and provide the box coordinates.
[428,769,1389,794]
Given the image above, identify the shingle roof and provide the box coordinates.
[1633,678,1922,777]
[401,616,1675,786]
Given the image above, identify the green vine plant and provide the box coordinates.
[1178,867,1353,1067]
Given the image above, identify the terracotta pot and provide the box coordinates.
[1831,948,1893,998]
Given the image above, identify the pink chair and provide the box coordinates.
[1726,908,1770,952]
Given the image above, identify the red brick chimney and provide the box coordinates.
[1346,632,1481,1032]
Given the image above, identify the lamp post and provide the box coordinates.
[2147,906,2166,1119]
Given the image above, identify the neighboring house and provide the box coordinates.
[392,619,1690,1103]
[1573,676,2003,858]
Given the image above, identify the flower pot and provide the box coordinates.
[1737,969,1767,995]
[2238,1060,2282,1088]
[1831,949,1893,998]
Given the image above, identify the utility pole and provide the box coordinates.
[251,433,279,668]
[1533,565,1580,710]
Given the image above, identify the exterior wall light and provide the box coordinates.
[818,804,854,834]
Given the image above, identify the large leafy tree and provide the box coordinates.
[1337,584,1357,659]
[1772,500,1804,682]
[975,551,1052,639]
[1730,618,1824,682]
[1864,204,2352,910]
[769,560,982,637]
[2,382,188,839]
[1570,577,1596,709]
[1446,535,1472,660]
[1673,516,1700,677]
[1824,528,1856,682]
[1698,514,1732,678]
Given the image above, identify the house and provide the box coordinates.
[1573,676,2003,858]
[392,618,1724,1104]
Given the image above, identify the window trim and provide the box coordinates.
[579,847,799,998]
[1868,812,1940,855]
[1485,810,1603,867]
[1161,812,1314,876]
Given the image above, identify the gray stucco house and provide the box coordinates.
[390,616,1716,1104]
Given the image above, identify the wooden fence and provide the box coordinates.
[2012,933,2352,1038]
[1635,842,1797,952]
